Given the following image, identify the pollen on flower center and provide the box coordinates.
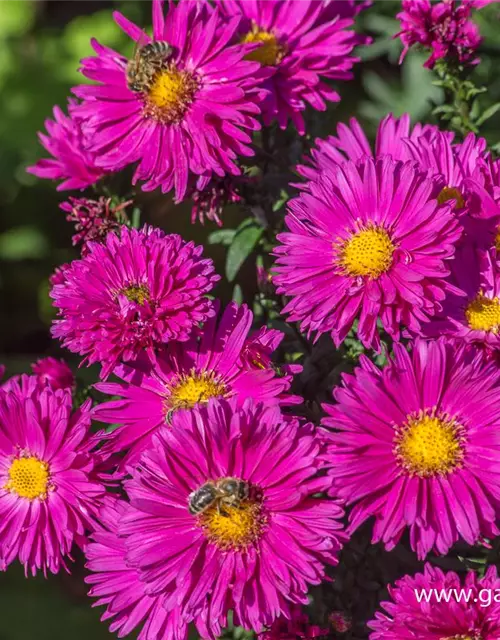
[437,186,465,209]
[495,227,500,252]
[444,635,482,640]
[198,500,266,550]
[394,410,465,477]
[144,66,199,124]
[5,456,50,500]
[167,370,228,411]
[121,283,150,305]
[465,293,500,333]
[338,224,395,278]
[241,24,287,66]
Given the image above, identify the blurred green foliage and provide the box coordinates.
[0,1,499,638]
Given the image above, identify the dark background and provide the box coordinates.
[0,1,499,638]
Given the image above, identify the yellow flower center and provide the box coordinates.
[144,65,199,124]
[495,227,500,252]
[437,186,465,209]
[198,500,266,550]
[444,636,482,640]
[167,371,228,411]
[5,456,50,500]
[465,293,500,333]
[121,284,150,305]
[394,410,465,477]
[241,25,286,66]
[339,224,395,278]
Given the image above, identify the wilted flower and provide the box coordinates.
[190,176,242,226]
[60,196,132,255]
[261,605,329,639]
[396,0,487,69]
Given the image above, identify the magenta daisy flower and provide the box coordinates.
[396,0,486,69]
[216,0,369,134]
[0,376,104,575]
[120,398,345,637]
[92,302,301,469]
[86,497,187,640]
[273,157,463,349]
[27,99,105,191]
[369,563,500,639]
[73,0,270,201]
[31,357,75,392]
[323,338,500,559]
[50,225,219,378]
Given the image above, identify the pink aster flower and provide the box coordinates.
[120,398,346,638]
[92,302,301,469]
[31,357,75,392]
[261,605,328,640]
[50,225,219,378]
[216,0,370,134]
[396,0,487,69]
[60,196,132,256]
[323,338,500,559]
[73,0,270,201]
[0,376,104,575]
[273,157,463,350]
[368,563,500,639]
[27,99,105,191]
[86,497,187,640]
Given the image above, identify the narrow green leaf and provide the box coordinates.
[476,102,500,126]
[225,223,263,282]
[207,229,236,246]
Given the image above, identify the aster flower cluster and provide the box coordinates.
[14,0,500,638]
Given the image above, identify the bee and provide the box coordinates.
[126,38,173,93]
[188,477,250,516]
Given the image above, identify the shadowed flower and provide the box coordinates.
[216,0,370,134]
[368,563,500,639]
[423,245,500,349]
[120,398,346,638]
[92,302,301,469]
[273,157,463,350]
[31,357,75,391]
[60,196,132,255]
[27,99,105,191]
[50,225,219,378]
[261,605,329,640]
[396,0,487,69]
[86,497,188,640]
[323,338,500,559]
[73,0,270,201]
[0,376,104,575]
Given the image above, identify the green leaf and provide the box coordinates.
[476,102,500,126]
[225,221,263,282]
[232,284,244,305]
[0,1,35,38]
[0,226,49,261]
[207,229,236,246]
